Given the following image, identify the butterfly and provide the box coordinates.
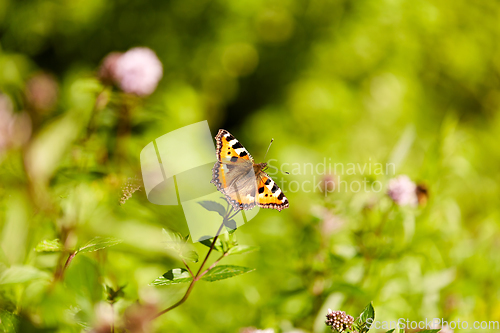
[211,129,289,212]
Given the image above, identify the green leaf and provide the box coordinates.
[163,229,198,262]
[385,329,395,333]
[151,268,193,286]
[25,113,82,182]
[35,239,63,252]
[162,228,184,252]
[0,310,18,332]
[359,302,375,323]
[180,250,199,263]
[199,237,224,252]
[162,228,184,244]
[0,265,50,285]
[78,237,122,254]
[355,302,375,333]
[201,265,255,282]
[417,330,440,333]
[218,232,238,253]
[106,285,126,303]
[198,201,226,217]
[65,255,101,302]
[227,245,259,256]
[224,219,237,231]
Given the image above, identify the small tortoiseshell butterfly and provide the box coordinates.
[211,129,289,212]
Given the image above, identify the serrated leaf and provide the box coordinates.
[201,265,255,282]
[78,237,122,254]
[162,228,184,253]
[355,302,375,333]
[162,228,183,244]
[227,245,259,256]
[35,239,63,252]
[163,229,197,261]
[0,265,51,285]
[151,268,193,286]
[198,201,226,217]
[180,250,199,263]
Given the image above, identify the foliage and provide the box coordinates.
[1,0,500,332]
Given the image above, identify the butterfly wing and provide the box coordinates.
[211,161,258,210]
[255,172,289,211]
[211,129,257,210]
[214,129,253,163]
[211,129,289,212]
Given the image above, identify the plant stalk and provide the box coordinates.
[154,221,226,318]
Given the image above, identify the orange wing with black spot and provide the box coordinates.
[211,129,289,212]
[255,172,289,212]
[211,129,257,210]
[214,129,253,163]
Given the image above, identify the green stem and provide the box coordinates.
[226,209,240,221]
[154,221,226,318]
[110,303,114,333]
[59,250,78,279]
[55,250,77,281]
[198,252,229,279]
[182,258,194,277]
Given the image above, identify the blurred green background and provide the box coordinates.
[1,0,500,332]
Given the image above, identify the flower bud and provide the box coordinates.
[387,175,418,207]
[113,47,163,96]
[325,309,354,332]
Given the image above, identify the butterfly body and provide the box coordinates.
[211,129,289,212]
[253,162,267,174]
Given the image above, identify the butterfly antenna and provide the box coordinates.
[263,138,274,161]
[264,165,290,175]
[262,138,290,174]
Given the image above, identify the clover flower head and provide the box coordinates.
[325,309,354,333]
[387,175,418,207]
[114,47,163,96]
